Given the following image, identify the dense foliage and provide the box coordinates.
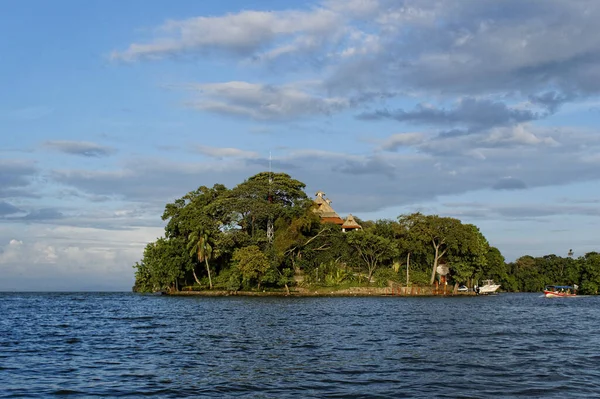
[133,173,600,295]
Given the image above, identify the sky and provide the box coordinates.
[1,0,600,291]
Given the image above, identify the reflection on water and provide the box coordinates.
[1,293,600,398]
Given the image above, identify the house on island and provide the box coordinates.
[313,191,362,232]
[341,214,361,232]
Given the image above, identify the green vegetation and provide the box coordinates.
[132,172,600,295]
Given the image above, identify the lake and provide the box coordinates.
[1,292,599,398]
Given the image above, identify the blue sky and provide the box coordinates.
[2,0,600,291]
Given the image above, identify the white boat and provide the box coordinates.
[475,279,501,295]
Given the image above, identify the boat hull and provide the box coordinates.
[544,290,576,298]
[478,284,501,294]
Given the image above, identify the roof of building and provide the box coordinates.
[313,191,344,224]
[342,214,362,230]
[321,216,345,225]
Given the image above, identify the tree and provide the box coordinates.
[132,260,152,293]
[484,246,513,290]
[347,230,397,283]
[399,213,466,285]
[232,245,270,289]
[396,214,428,286]
[512,256,545,292]
[162,184,229,239]
[579,252,600,295]
[219,172,310,238]
[446,224,489,291]
[187,227,214,289]
[274,210,337,270]
[134,238,188,293]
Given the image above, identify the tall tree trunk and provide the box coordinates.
[192,268,202,286]
[204,258,213,289]
[430,244,439,285]
[406,252,410,287]
[367,263,375,284]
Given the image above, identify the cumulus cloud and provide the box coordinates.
[0,239,58,265]
[359,98,542,131]
[380,133,426,151]
[0,223,164,291]
[482,124,560,147]
[111,8,344,62]
[414,124,562,159]
[338,1,600,96]
[185,81,349,121]
[110,0,600,126]
[43,140,116,157]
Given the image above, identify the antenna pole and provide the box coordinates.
[267,151,274,244]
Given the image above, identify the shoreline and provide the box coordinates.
[166,286,477,297]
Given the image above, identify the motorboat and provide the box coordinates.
[544,285,578,297]
[475,279,501,295]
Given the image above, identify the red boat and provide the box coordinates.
[544,285,578,297]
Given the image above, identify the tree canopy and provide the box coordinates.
[132,172,600,295]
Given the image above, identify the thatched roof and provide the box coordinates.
[342,214,361,230]
[313,191,344,224]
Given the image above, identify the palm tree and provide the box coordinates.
[187,228,213,289]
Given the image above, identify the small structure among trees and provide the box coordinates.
[342,214,362,232]
[313,191,362,232]
[313,191,344,225]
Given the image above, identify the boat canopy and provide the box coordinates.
[545,285,575,289]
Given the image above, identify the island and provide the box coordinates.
[133,172,600,296]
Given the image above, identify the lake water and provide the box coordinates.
[1,293,599,398]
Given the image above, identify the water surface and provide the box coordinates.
[1,293,599,398]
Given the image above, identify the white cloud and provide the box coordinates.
[381,132,426,150]
[110,0,600,128]
[187,81,350,120]
[112,8,343,62]
[0,224,163,291]
[483,125,560,147]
